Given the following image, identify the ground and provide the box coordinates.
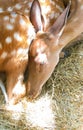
[0,40,83,130]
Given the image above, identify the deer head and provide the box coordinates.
[26,0,70,99]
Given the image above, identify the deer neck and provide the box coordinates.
[59,0,83,49]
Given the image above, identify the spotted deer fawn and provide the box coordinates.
[26,0,83,99]
[0,0,83,104]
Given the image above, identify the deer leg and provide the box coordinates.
[6,68,26,104]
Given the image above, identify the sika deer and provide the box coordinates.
[26,0,70,99]
[26,0,83,99]
[0,0,83,103]
[0,0,66,104]
[0,8,36,104]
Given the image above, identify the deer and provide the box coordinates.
[25,0,83,99]
[0,0,83,104]
[0,2,36,104]
[0,0,67,104]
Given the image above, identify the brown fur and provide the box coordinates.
[0,0,83,104]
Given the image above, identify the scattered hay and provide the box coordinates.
[0,41,83,130]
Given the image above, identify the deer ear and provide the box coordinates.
[30,0,44,32]
[48,4,70,36]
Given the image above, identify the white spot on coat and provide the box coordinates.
[17,48,28,55]
[42,5,51,14]
[24,9,29,13]
[7,7,13,12]
[28,2,32,8]
[10,18,15,24]
[6,24,14,30]
[27,25,36,45]
[11,50,16,56]
[15,4,22,9]
[11,12,17,18]
[0,7,3,13]
[3,16,9,21]
[5,37,12,44]
[19,18,26,26]
[0,43,2,49]
[14,32,22,41]
[1,52,7,58]
[50,12,55,19]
